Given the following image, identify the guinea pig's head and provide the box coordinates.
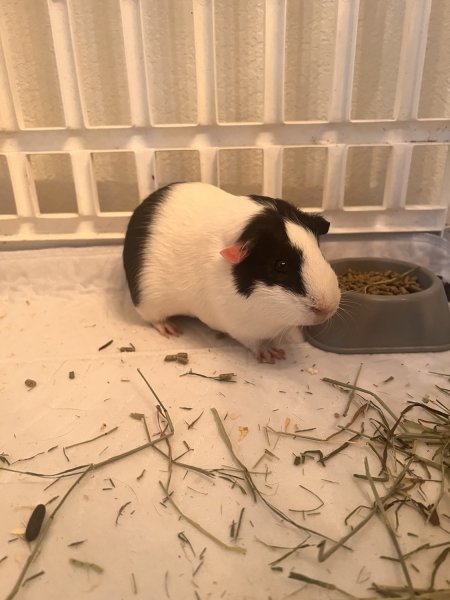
[220,199,341,327]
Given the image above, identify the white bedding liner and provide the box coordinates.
[0,245,449,600]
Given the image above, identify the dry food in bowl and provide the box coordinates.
[337,268,423,295]
[304,258,450,354]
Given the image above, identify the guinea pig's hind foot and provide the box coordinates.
[153,320,182,338]
[256,347,286,364]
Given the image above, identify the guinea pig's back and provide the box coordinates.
[123,184,170,306]
[124,182,262,314]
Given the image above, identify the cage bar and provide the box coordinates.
[0,0,449,243]
[0,34,18,130]
[439,147,450,209]
[0,155,16,214]
[264,0,286,124]
[1,119,450,157]
[119,0,149,127]
[327,206,448,233]
[193,0,216,125]
[197,148,218,186]
[329,0,359,122]
[70,152,100,217]
[322,145,347,211]
[134,149,154,201]
[6,153,40,218]
[394,0,432,121]
[46,0,83,129]
[263,146,283,198]
[382,145,412,210]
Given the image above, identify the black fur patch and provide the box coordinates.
[233,207,306,298]
[123,184,174,305]
[249,194,330,237]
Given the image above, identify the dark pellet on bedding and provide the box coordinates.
[98,339,113,351]
[119,343,136,352]
[25,504,46,542]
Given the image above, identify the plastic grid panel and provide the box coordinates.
[0,0,449,246]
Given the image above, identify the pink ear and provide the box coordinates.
[220,244,249,265]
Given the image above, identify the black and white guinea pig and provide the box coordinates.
[123,182,341,363]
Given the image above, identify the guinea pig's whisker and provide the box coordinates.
[331,308,349,325]
[327,310,345,325]
[338,305,353,318]
[338,298,361,313]
[343,306,356,317]
[335,315,348,326]
[339,293,360,308]
[336,306,351,319]
[338,299,358,309]
[339,299,356,308]
[336,306,358,326]
[320,319,332,335]
[339,304,358,314]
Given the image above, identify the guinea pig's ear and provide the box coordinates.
[298,211,330,237]
[220,243,250,265]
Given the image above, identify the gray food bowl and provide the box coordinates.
[304,258,450,354]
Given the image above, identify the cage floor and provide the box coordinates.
[1,246,449,600]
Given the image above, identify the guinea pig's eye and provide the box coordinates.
[274,260,288,273]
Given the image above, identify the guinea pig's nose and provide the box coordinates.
[311,305,332,320]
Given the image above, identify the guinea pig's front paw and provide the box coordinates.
[256,347,286,364]
[152,320,182,338]
[231,334,286,363]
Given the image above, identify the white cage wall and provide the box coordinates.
[0,0,449,246]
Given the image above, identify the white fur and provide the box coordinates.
[135,182,340,356]
[284,221,341,322]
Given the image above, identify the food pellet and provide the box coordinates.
[164,352,189,365]
[25,504,46,542]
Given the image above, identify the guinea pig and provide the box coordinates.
[123,182,340,363]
